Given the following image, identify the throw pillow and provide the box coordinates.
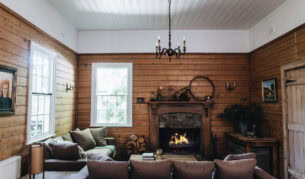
[43,137,64,159]
[70,128,96,150]
[88,161,129,179]
[90,127,107,146]
[62,132,73,142]
[224,153,256,161]
[43,138,54,159]
[87,153,114,161]
[48,141,81,160]
[130,160,171,179]
[173,161,214,179]
[214,159,257,179]
[78,145,87,159]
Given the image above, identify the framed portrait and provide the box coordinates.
[262,78,277,103]
[0,65,17,115]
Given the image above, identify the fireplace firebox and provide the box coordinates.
[159,113,201,154]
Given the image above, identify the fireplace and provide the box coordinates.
[159,113,201,154]
[148,102,214,159]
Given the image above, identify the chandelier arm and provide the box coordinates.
[174,48,181,59]
[156,48,168,59]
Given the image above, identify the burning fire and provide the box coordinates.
[169,132,189,145]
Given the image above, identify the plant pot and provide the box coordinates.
[238,121,249,136]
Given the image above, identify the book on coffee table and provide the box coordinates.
[142,153,154,160]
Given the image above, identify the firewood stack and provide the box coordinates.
[125,135,146,155]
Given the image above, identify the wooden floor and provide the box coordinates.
[20,171,78,179]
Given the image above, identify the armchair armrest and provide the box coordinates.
[105,137,116,145]
[254,166,276,179]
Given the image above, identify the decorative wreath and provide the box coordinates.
[188,76,215,101]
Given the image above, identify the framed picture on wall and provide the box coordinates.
[262,78,277,103]
[0,65,17,115]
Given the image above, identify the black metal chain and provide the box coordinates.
[168,0,171,49]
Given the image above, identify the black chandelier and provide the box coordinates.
[155,0,186,62]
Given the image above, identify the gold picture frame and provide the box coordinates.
[262,78,277,103]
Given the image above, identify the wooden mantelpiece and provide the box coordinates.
[148,101,214,159]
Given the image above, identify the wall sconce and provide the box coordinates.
[66,83,74,92]
[225,81,236,92]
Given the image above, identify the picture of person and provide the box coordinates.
[0,80,12,109]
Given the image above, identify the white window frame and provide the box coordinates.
[91,63,133,127]
[26,42,57,144]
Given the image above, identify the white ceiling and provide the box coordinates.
[47,0,287,31]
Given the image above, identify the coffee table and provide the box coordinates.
[129,154,197,162]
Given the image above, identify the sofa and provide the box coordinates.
[72,153,276,179]
[43,127,116,171]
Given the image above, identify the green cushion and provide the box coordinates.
[90,127,107,146]
[70,129,96,151]
[62,132,73,142]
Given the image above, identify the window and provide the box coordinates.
[27,42,56,143]
[91,63,133,127]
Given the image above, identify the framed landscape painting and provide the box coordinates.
[262,78,277,103]
[0,65,17,115]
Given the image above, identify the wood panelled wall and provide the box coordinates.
[78,54,249,157]
[249,25,305,177]
[0,5,78,161]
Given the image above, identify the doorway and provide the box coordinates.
[281,59,305,179]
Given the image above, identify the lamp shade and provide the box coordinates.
[31,144,44,174]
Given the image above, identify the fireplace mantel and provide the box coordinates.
[148,101,214,159]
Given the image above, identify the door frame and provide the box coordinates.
[281,58,305,179]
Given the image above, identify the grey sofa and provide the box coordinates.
[43,129,116,171]
[72,159,276,179]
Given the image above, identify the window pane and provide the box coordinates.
[44,96,50,114]
[42,77,48,93]
[37,76,42,92]
[97,67,128,95]
[32,75,37,92]
[44,115,50,133]
[37,115,43,136]
[31,116,37,137]
[43,58,49,77]
[32,95,38,115]
[38,95,44,115]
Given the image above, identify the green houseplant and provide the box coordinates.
[219,103,264,136]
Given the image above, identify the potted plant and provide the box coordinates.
[218,103,264,136]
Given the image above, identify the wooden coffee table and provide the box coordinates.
[129,154,197,162]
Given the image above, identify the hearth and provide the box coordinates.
[159,113,201,154]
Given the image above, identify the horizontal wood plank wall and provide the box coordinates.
[78,53,249,157]
[0,5,78,161]
[249,25,305,178]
